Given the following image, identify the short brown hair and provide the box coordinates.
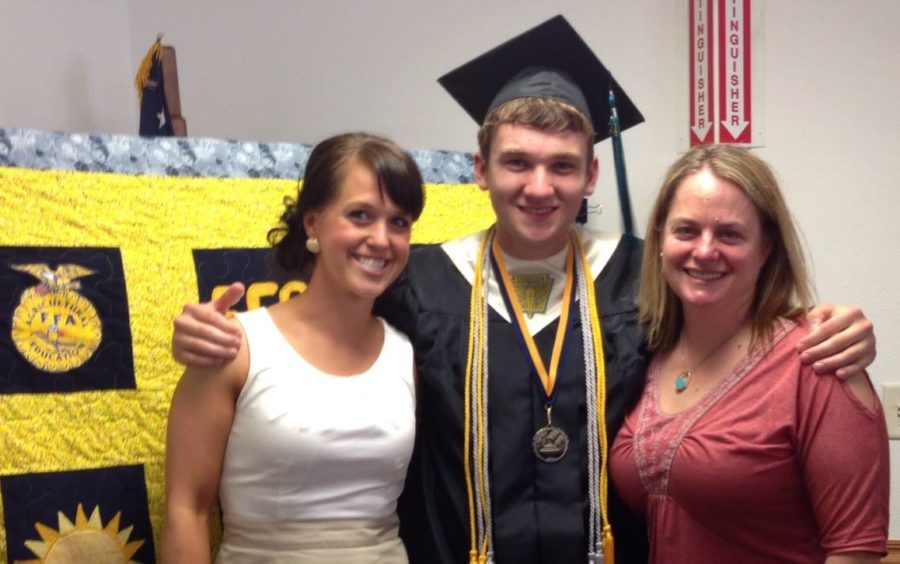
[477,97,596,163]
[638,144,813,352]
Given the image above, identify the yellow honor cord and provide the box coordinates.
[464,232,491,560]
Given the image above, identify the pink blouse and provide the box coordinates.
[609,320,888,563]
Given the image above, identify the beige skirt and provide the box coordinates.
[214,514,408,564]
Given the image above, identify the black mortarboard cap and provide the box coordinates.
[438,15,644,143]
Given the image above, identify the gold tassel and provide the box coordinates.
[602,525,615,564]
[134,34,163,103]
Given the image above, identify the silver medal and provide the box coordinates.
[532,424,569,463]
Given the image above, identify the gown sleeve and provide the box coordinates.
[374,252,437,563]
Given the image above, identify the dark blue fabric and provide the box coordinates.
[139,51,175,137]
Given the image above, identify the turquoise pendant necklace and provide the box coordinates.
[674,370,692,392]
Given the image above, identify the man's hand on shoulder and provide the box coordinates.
[798,303,875,378]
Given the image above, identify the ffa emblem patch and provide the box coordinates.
[10,263,102,372]
[511,274,554,318]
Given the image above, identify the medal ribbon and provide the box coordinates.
[490,236,574,403]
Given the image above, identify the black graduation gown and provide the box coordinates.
[378,234,649,564]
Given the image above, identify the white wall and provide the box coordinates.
[0,1,134,133]
[3,0,900,536]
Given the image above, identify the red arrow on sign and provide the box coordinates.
[690,0,715,146]
[718,0,752,143]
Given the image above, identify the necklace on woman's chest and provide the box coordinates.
[674,328,749,393]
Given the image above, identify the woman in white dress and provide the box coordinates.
[163,132,425,564]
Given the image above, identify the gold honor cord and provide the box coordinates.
[464,230,492,564]
[464,228,614,564]
[491,236,574,402]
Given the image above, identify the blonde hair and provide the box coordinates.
[477,96,596,163]
[638,144,814,352]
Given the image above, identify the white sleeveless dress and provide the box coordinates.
[215,308,416,564]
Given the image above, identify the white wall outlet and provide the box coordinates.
[882,383,900,439]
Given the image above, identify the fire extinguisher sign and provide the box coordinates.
[719,0,752,143]
[687,0,762,147]
[690,0,715,146]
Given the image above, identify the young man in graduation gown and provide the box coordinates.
[389,16,654,563]
[171,16,877,564]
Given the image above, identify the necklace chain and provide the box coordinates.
[675,328,747,393]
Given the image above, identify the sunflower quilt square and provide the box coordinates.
[1,465,156,563]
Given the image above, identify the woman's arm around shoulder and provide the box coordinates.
[162,321,249,564]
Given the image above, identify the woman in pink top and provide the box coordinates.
[609,144,888,563]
